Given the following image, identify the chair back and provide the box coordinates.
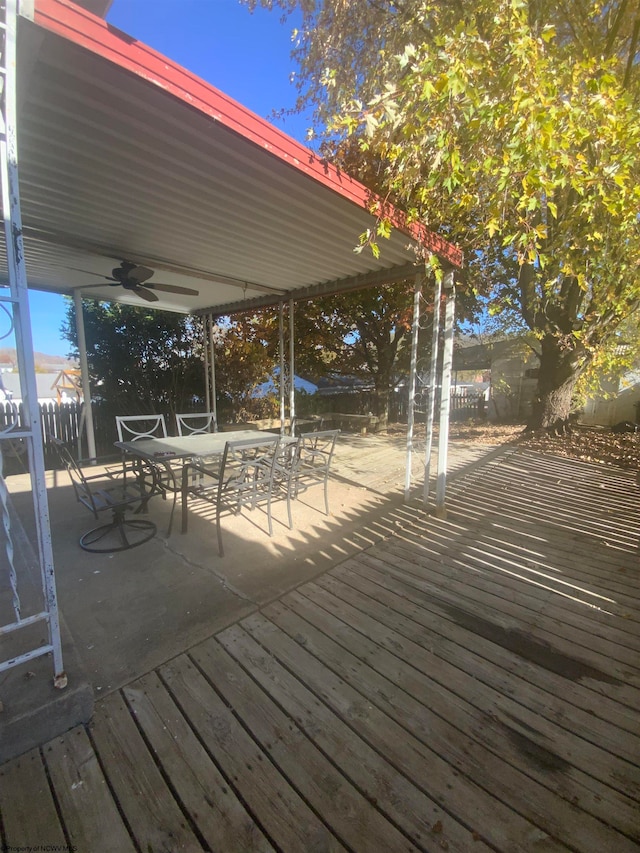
[116,414,168,442]
[298,429,339,473]
[219,435,280,509]
[175,412,217,436]
[272,436,300,489]
[50,437,99,516]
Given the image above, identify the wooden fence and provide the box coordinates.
[388,390,484,423]
[0,401,127,474]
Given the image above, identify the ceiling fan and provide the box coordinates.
[81,261,199,303]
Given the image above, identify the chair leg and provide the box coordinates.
[181,490,189,534]
[216,511,224,557]
[323,477,330,515]
[166,489,178,536]
[266,493,273,537]
[286,488,293,529]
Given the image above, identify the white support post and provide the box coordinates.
[208,315,218,431]
[0,0,65,685]
[288,298,295,434]
[73,291,96,461]
[278,301,285,436]
[203,315,210,415]
[435,270,456,517]
[404,273,422,502]
[423,270,443,506]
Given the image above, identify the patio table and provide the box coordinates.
[115,430,287,535]
[114,430,270,464]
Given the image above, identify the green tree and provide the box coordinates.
[294,282,419,425]
[63,300,283,424]
[248,0,640,429]
[213,311,279,421]
[62,300,205,419]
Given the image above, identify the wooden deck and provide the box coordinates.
[1,446,639,852]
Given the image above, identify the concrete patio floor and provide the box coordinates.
[0,430,496,757]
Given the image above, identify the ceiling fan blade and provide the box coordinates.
[147,282,200,296]
[127,265,155,284]
[135,286,159,303]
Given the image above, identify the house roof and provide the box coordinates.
[4,0,462,319]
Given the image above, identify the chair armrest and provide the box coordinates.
[76,452,138,482]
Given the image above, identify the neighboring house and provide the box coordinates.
[453,337,539,422]
[315,374,373,396]
[254,372,318,397]
[456,337,640,427]
[582,368,640,427]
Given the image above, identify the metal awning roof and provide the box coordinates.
[6,0,461,317]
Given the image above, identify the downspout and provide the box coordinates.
[73,291,96,461]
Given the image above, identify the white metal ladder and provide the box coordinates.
[0,0,65,687]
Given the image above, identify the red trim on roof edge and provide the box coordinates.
[31,0,463,269]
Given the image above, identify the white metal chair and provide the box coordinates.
[291,429,340,516]
[115,414,180,535]
[115,414,168,442]
[175,412,217,436]
[51,437,161,552]
[181,434,281,556]
[270,436,301,529]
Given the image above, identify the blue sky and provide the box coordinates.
[28,0,305,356]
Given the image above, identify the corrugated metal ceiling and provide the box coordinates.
[3,0,461,317]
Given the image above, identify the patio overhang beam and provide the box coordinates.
[202,261,425,319]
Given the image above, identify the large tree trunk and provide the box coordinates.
[371,383,390,430]
[529,334,582,432]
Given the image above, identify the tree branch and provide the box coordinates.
[518,262,538,330]
[623,9,640,89]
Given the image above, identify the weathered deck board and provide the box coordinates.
[242,609,566,852]
[359,539,640,676]
[123,672,276,853]
[0,747,67,850]
[190,636,420,853]
[254,599,638,852]
[216,622,489,853]
[43,727,136,853]
[288,580,640,835]
[379,536,640,674]
[160,654,346,852]
[334,560,640,756]
[406,528,640,636]
[1,447,639,852]
[90,692,203,852]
